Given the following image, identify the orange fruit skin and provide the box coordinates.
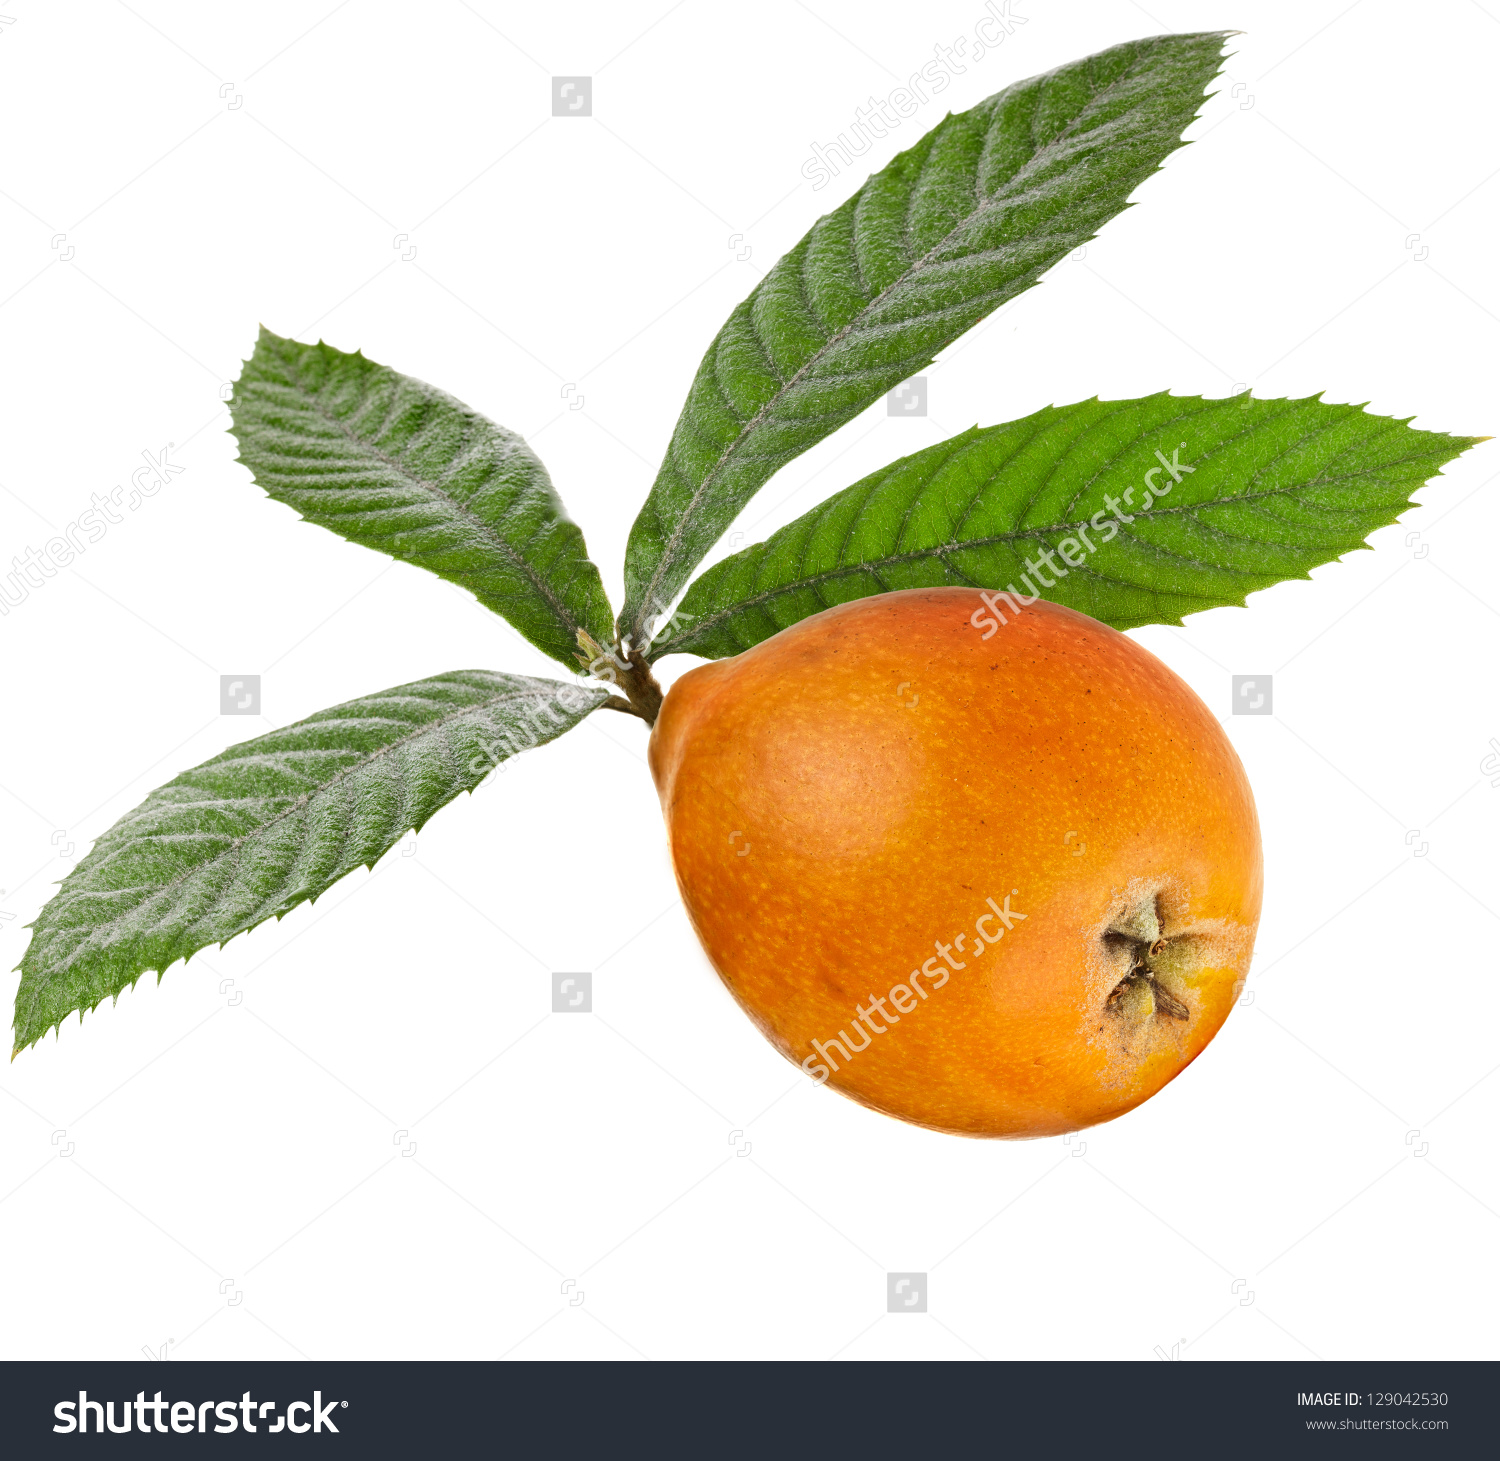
[649,588,1263,1138]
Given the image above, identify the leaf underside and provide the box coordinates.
[657,393,1481,659]
[12,672,607,1056]
[231,329,615,670]
[618,30,1233,647]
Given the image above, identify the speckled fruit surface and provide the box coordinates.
[649,587,1263,1138]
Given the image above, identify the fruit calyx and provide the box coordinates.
[1102,896,1191,1025]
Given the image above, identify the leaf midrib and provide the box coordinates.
[669,469,1417,647]
[30,683,570,964]
[630,38,1184,640]
[276,354,585,640]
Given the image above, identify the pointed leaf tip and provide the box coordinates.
[12,670,609,1055]
[618,32,1234,647]
[658,393,1482,659]
[229,332,616,669]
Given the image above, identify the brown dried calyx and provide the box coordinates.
[1102,895,1191,1025]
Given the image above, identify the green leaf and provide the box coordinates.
[230,328,614,670]
[12,671,607,1056]
[655,393,1482,659]
[618,30,1232,648]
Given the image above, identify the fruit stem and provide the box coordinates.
[574,630,665,726]
[614,646,665,727]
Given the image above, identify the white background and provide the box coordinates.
[1,0,1496,1363]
